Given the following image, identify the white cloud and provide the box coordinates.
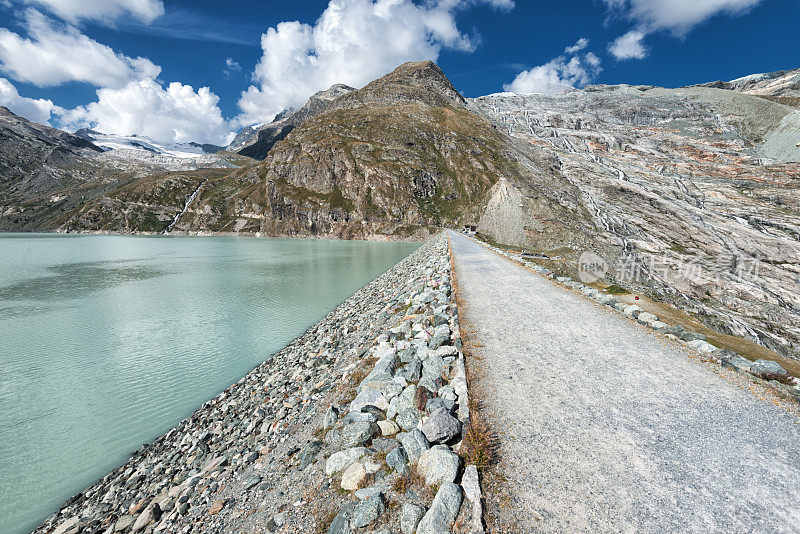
[0,76,58,123]
[58,79,231,144]
[223,57,241,78]
[237,0,514,125]
[604,0,763,60]
[504,38,601,95]
[565,37,589,54]
[608,30,647,60]
[603,0,762,35]
[18,0,164,24]
[0,10,160,87]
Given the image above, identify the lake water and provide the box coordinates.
[0,234,419,533]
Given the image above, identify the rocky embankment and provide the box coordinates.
[36,233,480,534]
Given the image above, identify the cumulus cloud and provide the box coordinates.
[605,0,763,60]
[58,79,231,144]
[503,38,602,95]
[18,0,164,24]
[0,10,160,87]
[0,76,58,123]
[237,0,514,126]
[608,30,647,60]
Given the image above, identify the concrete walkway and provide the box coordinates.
[449,231,800,533]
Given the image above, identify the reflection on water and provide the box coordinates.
[0,262,168,302]
[0,233,419,534]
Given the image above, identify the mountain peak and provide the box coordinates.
[350,60,465,108]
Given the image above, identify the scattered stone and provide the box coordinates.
[421,407,462,444]
[326,447,368,476]
[401,503,427,534]
[328,503,355,534]
[299,441,324,470]
[341,462,368,491]
[377,420,400,436]
[324,406,340,429]
[398,430,431,464]
[207,499,226,515]
[418,445,460,486]
[416,483,463,534]
[351,493,386,528]
[387,445,409,475]
[749,359,789,379]
[341,421,380,447]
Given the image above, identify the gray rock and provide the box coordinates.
[242,475,262,491]
[749,359,789,379]
[679,331,706,342]
[328,503,355,534]
[422,354,446,378]
[299,441,323,470]
[396,408,422,431]
[351,493,386,528]
[325,447,368,476]
[428,325,451,350]
[637,312,658,325]
[387,445,409,475]
[721,354,752,372]
[401,503,427,534]
[324,406,340,430]
[416,483,463,534]
[351,388,390,412]
[341,422,380,447]
[418,445,460,486]
[433,313,449,326]
[421,407,462,444]
[398,430,431,464]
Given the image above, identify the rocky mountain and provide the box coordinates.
[2,63,800,363]
[697,68,800,98]
[236,84,355,159]
[0,107,252,231]
[469,81,800,360]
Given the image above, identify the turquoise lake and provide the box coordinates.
[0,234,419,534]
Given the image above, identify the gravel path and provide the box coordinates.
[449,231,800,533]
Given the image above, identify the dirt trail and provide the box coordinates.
[449,231,800,533]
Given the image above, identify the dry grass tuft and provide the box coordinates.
[460,412,500,470]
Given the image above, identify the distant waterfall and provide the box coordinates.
[165,179,207,233]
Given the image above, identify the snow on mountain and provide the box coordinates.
[74,129,223,159]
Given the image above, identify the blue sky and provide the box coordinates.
[0,0,797,144]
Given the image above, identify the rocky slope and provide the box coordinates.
[697,67,800,99]
[236,84,355,160]
[34,234,480,534]
[0,108,251,232]
[68,61,585,241]
[469,82,800,361]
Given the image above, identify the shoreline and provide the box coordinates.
[0,228,436,243]
[35,232,472,534]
